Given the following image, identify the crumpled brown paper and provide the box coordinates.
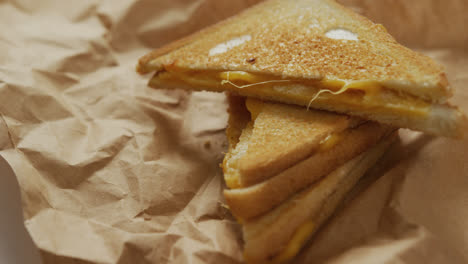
[0,0,467,263]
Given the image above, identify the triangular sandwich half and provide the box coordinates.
[223,96,393,220]
[138,0,465,137]
[223,95,396,263]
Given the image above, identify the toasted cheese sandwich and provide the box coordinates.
[224,95,396,263]
[138,0,466,137]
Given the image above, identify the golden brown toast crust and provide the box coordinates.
[239,98,353,186]
[136,8,246,75]
[138,0,450,101]
[224,121,392,219]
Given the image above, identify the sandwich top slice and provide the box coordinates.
[223,96,396,263]
[138,0,466,137]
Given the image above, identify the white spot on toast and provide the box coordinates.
[325,28,358,41]
[209,35,252,56]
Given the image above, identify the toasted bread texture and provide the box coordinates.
[222,95,393,219]
[224,121,391,219]
[242,133,396,263]
[237,98,354,186]
[138,0,466,137]
[138,0,447,101]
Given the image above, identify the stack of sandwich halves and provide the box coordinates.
[137,0,466,263]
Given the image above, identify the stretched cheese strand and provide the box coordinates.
[221,71,291,88]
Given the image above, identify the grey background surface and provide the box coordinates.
[0,155,42,264]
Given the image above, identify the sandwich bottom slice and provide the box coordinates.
[242,134,395,263]
[222,95,396,263]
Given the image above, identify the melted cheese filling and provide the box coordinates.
[154,70,431,118]
[318,133,341,152]
[270,220,317,264]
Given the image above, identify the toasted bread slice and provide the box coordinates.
[138,0,466,137]
[225,122,391,219]
[225,97,355,188]
[242,133,396,264]
[223,96,392,219]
